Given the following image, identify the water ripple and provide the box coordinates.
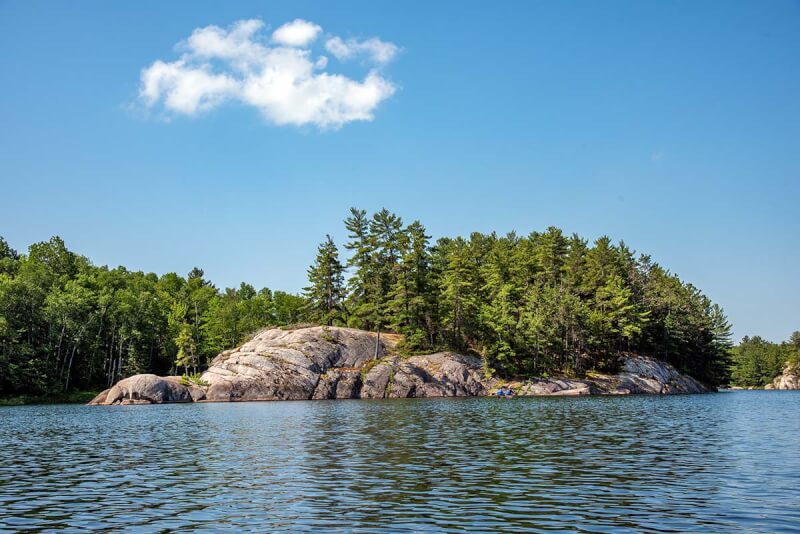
[1,392,799,532]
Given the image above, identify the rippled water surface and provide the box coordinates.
[1,391,799,532]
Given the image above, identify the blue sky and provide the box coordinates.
[1,0,798,342]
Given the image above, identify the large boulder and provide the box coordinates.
[770,364,800,390]
[615,354,708,394]
[89,374,205,405]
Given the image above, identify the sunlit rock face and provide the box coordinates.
[201,326,385,402]
[88,326,708,405]
[770,364,800,390]
[615,354,708,394]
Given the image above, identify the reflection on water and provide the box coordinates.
[1,391,799,532]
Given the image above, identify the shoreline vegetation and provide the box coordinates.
[0,390,100,406]
[731,333,800,388]
[1,208,797,404]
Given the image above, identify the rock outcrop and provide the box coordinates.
[312,369,362,400]
[614,354,707,394]
[769,363,800,390]
[91,374,206,405]
[89,326,709,405]
[489,354,706,397]
[202,326,385,401]
[378,352,488,398]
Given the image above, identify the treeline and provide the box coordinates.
[1,209,735,397]
[0,236,305,396]
[304,208,733,385]
[730,333,800,387]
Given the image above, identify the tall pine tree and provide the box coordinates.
[304,235,345,326]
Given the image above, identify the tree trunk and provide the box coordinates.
[64,343,78,391]
[64,325,86,392]
[52,321,66,367]
[116,337,124,383]
[106,331,115,387]
[374,325,381,360]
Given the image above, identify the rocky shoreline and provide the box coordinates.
[89,326,708,405]
[765,363,800,390]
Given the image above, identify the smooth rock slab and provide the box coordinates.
[618,354,706,394]
[201,326,386,402]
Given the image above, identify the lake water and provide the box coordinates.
[1,391,799,532]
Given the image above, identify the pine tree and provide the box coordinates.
[390,221,434,350]
[366,209,404,357]
[0,213,743,396]
[707,303,734,385]
[304,235,345,326]
[343,208,373,329]
[481,234,523,373]
[590,274,648,361]
[438,237,479,348]
[169,301,196,375]
[534,226,568,287]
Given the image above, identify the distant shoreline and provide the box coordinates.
[0,390,100,407]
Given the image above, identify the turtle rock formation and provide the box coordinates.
[88,326,709,405]
[88,374,206,405]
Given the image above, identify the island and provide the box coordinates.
[4,208,796,404]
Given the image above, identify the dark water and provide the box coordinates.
[1,392,799,533]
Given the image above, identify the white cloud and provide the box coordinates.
[272,19,322,47]
[138,18,398,128]
[325,36,399,64]
[140,60,238,114]
[186,19,267,65]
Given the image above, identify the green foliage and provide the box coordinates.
[730,334,799,387]
[304,235,346,326]
[0,389,101,406]
[0,209,741,399]
[0,235,308,398]
[335,209,734,385]
[180,372,209,387]
[320,325,336,344]
[388,221,434,351]
[789,332,800,371]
